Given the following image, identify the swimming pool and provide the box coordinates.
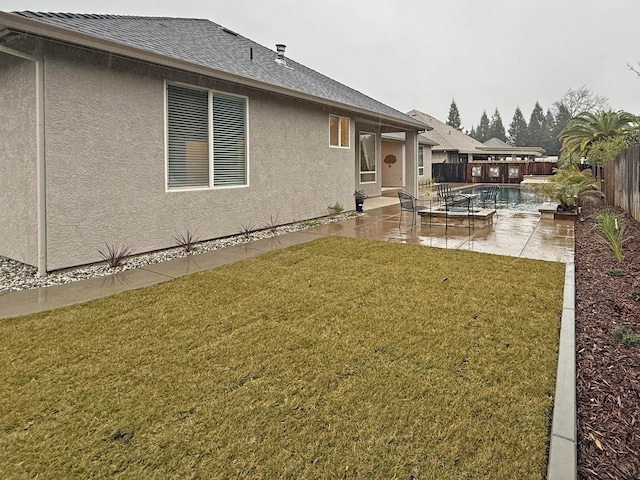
[457,185,547,212]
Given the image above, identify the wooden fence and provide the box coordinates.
[432,161,557,184]
[604,145,640,221]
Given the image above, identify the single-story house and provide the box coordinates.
[0,12,427,273]
[407,110,544,163]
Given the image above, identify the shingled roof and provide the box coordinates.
[0,12,425,130]
[407,110,484,154]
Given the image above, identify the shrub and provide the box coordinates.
[263,214,282,234]
[327,202,344,215]
[542,166,599,210]
[98,243,132,269]
[593,212,628,262]
[611,326,640,347]
[239,224,255,240]
[174,230,199,253]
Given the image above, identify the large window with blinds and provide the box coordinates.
[166,83,248,190]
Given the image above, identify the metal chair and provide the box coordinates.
[480,185,500,208]
[444,193,475,232]
[436,183,452,204]
[398,191,429,229]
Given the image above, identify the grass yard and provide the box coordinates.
[0,237,565,479]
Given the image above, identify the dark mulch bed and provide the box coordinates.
[575,202,640,480]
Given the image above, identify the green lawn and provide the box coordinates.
[1,237,565,479]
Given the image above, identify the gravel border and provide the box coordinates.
[0,213,357,293]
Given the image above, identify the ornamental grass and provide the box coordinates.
[0,237,565,479]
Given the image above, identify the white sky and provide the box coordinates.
[3,0,639,130]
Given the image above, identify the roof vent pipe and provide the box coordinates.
[275,43,286,65]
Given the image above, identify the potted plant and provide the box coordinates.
[354,190,366,212]
[542,166,600,219]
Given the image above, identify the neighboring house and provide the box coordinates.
[0,12,426,273]
[381,132,438,186]
[407,110,544,163]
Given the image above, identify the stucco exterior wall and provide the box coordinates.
[0,51,38,266]
[41,44,354,270]
[418,145,433,182]
[381,140,404,187]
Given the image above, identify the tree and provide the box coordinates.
[550,103,571,157]
[527,102,546,147]
[541,109,556,155]
[488,109,507,142]
[447,99,462,130]
[559,110,640,165]
[587,136,631,165]
[553,86,610,117]
[508,107,528,146]
[474,111,490,142]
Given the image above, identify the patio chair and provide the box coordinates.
[480,185,500,208]
[444,193,475,232]
[436,183,452,204]
[398,191,429,230]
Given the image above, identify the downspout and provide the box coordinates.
[0,45,47,275]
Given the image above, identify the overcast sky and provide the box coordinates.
[3,0,639,130]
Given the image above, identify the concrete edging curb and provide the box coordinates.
[547,262,576,479]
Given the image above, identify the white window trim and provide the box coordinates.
[359,131,377,184]
[418,145,425,177]
[329,114,350,149]
[164,80,250,192]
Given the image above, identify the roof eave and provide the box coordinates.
[0,12,426,131]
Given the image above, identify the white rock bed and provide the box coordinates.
[0,213,356,293]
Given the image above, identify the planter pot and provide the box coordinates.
[355,201,364,212]
[554,206,578,221]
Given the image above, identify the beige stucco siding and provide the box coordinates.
[381,140,404,187]
[0,51,38,266]
[41,44,354,270]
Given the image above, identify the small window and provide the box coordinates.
[329,115,349,148]
[418,146,424,176]
[359,132,376,183]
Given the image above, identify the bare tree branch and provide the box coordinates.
[628,62,640,78]
[553,86,610,117]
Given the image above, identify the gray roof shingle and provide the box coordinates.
[6,12,424,129]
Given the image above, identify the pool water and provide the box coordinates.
[457,185,547,212]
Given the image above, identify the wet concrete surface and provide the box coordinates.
[0,201,573,318]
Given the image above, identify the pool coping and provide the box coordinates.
[547,262,576,480]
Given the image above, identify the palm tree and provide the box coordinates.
[559,110,639,165]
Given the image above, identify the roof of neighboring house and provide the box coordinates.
[408,109,545,156]
[0,12,426,130]
[406,110,484,154]
[483,137,510,148]
[382,132,438,146]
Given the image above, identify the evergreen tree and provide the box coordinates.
[527,102,546,147]
[475,111,490,142]
[508,107,528,146]
[541,109,555,155]
[447,99,462,130]
[488,109,507,142]
[469,126,476,139]
[550,103,571,156]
